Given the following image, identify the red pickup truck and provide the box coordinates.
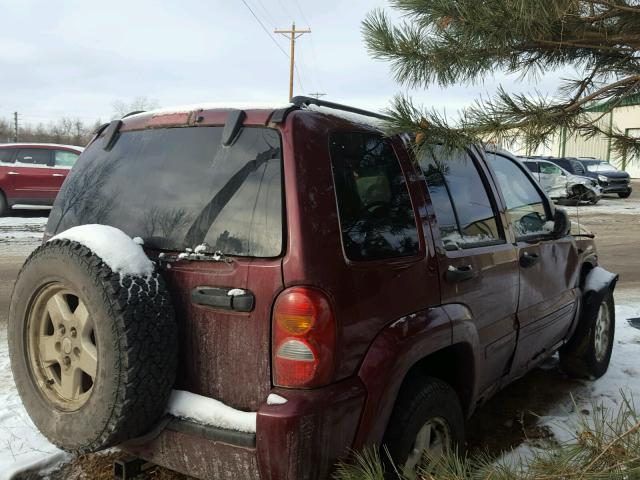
[0,143,83,215]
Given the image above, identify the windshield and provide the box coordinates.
[47,126,284,257]
[584,161,618,173]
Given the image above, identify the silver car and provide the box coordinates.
[520,158,602,204]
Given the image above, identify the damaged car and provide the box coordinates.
[8,97,618,479]
[520,157,602,204]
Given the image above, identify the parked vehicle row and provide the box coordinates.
[9,98,618,480]
[519,155,632,201]
[0,143,82,215]
[520,157,602,204]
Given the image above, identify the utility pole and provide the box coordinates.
[275,23,311,101]
[308,93,327,99]
[13,112,18,143]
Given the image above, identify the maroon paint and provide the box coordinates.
[110,106,600,480]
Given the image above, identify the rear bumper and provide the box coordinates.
[123,377,366,480]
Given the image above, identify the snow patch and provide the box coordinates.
[266,394,288,406]
[50,225,154,277]
[0,327,69,479]
[126,102,292,119]
[167,390,256,433]
[227,288,246,297]
[132,236,144,245]
[584,266,617,293]
[194,243,208,254]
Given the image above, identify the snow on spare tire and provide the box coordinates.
[7,224,177,453]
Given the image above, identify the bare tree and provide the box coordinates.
[111,96,160,119]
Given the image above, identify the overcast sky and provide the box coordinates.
[0,0,569,126]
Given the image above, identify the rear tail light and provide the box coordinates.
[272,287,335,388]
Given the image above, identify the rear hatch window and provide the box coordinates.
[47,126,283,257]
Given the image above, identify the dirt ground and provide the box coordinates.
[4,182,639,479]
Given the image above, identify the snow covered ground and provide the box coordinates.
[562,194,640,217]
[0,326,68,480]
[0,216,47,256]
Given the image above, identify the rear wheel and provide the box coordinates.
[560,291,615,379]
[618,191,631,199]
[383,375,464,478]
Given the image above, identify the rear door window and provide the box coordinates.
[523,161,538,173]
[0,149,15,163]
[15,148,51,165]
[54,150,80,167]
[48,126,283,257]
[486,153,551,238]
[418,147,502,249]
[329,132,419,261]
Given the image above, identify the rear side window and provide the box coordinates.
[54,150,79,167]
[523,161,537,173]
[539,162,562,175]
[16,148,51,165]
[570,160,585,175]
[48,126,283,257]
[486,153,551,238]
[0,149,15,163]
[419,147,502,249]
[329,132,419,261]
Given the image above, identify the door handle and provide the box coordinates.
[7,171,19,175]
[520,252,540,268]
[191,287,255,312]
[52,173,65,177]
[445,264,474,283]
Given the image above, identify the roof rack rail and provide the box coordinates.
[290,96,391,121]
[122,110,146,119]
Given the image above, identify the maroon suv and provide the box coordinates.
[0,143,82,215]
[8,98,617,479]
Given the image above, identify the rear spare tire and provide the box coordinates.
[8,239,177,453]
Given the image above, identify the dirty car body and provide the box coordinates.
[44,98,617,479]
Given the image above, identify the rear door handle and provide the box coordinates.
[52,173,65,177]
[445,264,474,283]
[7,171,19,175]
[191,287,255,312]
[520,252,540,268]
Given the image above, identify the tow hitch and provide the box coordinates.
[113,456,154,479]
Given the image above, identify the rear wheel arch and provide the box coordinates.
[396,343,475,418]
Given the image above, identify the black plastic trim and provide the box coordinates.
[191,286,255,312]
[167,417,256,448]
[103,120,123,151]
[291,95,391,120]
[222,110,246,146]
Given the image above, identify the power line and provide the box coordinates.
[292,0,311,27]
[254,0,278,27]
[240,0,289,58]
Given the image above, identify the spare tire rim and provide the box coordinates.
[403,416,451,477]
[594,302,611,363]
[27,283,97,411]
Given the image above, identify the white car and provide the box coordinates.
[520,157,602,204]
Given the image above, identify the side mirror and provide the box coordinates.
[552,208,571,237]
